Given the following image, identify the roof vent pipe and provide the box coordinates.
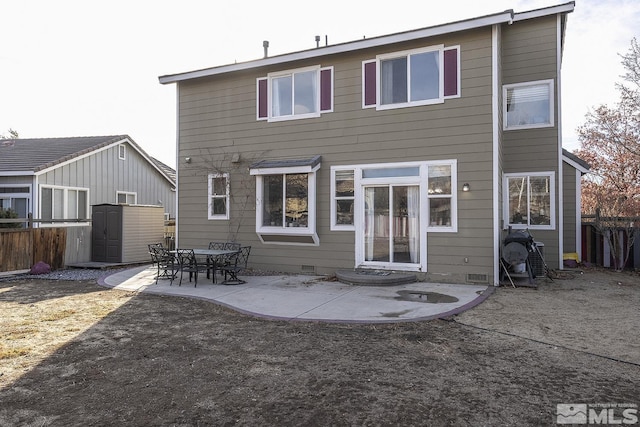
[325,35,328,46]
[263,40,269,58]
[315,35,320,48]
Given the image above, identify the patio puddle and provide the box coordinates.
[395,290,459,304]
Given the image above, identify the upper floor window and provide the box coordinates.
[503,80,554,130]
[208,173,229,220]
[504,172,555,230]
[257,66,333,122]
[363,45,460,110]
[118,144,126,160]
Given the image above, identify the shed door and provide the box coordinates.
[92,205,122,262]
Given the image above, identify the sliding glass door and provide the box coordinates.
[364,185,419,265]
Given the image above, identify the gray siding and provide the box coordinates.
[563,162,578,253]
[177,28,496,283]
[501,15,561,268]
[37,143,175,219]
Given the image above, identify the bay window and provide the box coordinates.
[251,156,320,245]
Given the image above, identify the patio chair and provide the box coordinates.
[208,241,226,250]
[148,242,164,265]
[210,242,242,279]
[219,246,251,285]
[149,245,176,284]
[224,242,241,251]
[175,249,209,287]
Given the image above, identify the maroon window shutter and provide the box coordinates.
[444,48,459,97]
[320,68,332,112]
[257,78,268,119]
[363,61,377,106]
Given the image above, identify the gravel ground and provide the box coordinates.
[0,265,294,283]
[0,267,131,282]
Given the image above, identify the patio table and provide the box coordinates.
[171,248,239,283]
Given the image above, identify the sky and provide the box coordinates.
[1,0,639,169]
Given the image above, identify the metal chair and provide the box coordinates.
[219,246,251,285]
[224,242,241,251]
[208,241,226,250]
[175,249,208,287]
[148,245,176,284]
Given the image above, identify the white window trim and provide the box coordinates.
[208,173,230,220]
[503,79,555,130]
[330,166,357,231]
[0,185,31,223]
[376,44,445,111]
[425,161,458,232]
[118,144,126,160]
[348,159,458,272]
[251,163,320,245]
[39,184,90,226]
[267,65,321,122]
[503,171,556,230]
[116,191,137,205]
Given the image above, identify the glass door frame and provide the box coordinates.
[356,168,427,272]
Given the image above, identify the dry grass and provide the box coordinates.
[0,281,134,387]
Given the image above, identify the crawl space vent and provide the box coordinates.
[301,265,316,273]
[467,273,489,284]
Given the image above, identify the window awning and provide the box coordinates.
[250,155,321,175]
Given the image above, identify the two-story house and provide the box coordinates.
[159,2,586,285]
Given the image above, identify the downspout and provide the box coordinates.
[557,13,564,269]
[33,174,38,228]
[175,83,180,248]
[492,23,501,286]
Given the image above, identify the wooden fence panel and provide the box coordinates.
[31,228,67,271]
[0,229,33,272]
[0,227,67,273]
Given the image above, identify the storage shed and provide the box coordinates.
[92,204,165,263]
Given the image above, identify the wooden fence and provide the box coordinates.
[581,213,640,269]
[0,227,67,273]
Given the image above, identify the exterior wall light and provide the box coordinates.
[462,183,470,192]
[185,157,191,163]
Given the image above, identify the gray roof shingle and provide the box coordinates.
[0,135,175,185]
[0,135,129,173]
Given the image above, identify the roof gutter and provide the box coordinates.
[513,1,574,22]
[159,10,515,84]
[0,171,36,176]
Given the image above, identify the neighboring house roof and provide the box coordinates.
[151,156,177,183]
[159,2,574,85]
[562,148,590,174]
[0,135,176,186]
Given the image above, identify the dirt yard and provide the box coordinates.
[0,268,638,426]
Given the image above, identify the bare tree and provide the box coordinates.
[576,38,640,270]
[181,146,269,243]
[0,128,19,139]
